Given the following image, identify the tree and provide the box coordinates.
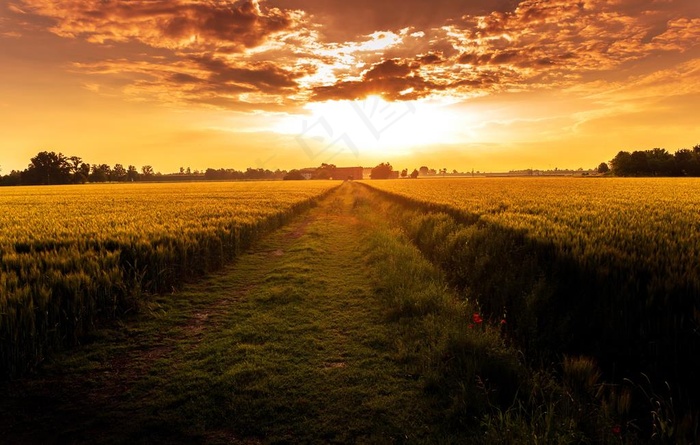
[0,170,22,186]
[24,151,72,185]
[112,164,127,182]
[141,165,154,178]
[675,149,700,176]
[400,168,408,178]
[127,165,139,182]
[646,148,674,176]
[90,164,111,183]
[597,162,610,174]
[629,150,649,176]
[370,162,393,179]
[410,168,419,179]
[283,169,306,180]
[313,163,336,180]
[67,156,86,183]
[78,163,91,183]
[610,151,633,176]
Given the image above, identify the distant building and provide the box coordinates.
[299,168,317,180]
[331,166,364,180]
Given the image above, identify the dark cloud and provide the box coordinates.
[20,0,299,50]
[312,58,445,101]
[363,59,413,81]
[192,55,302,92]
[168,72,204,85]
[416,53,444,65]
[267,0,520,42]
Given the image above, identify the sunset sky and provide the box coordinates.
[1,0,699,173]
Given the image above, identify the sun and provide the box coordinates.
[274,96,469,160]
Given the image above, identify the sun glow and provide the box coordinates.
[274,96,470,160]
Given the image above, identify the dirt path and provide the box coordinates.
[1,183,434,444]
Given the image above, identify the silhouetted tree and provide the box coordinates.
[283,169,305,180]
[112,164,127,182]
[597,162,610,174]
[370,162,393,179]
[647,148,674,176]
[141,165,154,178]
[410,168,419,179]
[629,151,649,176]
[78,164,91,183]
[609,146,700,177]
[67,156,87,183]
[127,165,139,182]
[313,163,336,180]
[610,151,633,176]
[674,149,700,176]
[401,168,408,178]
[24,151,72,185]
[0,170,22,186]
[90,164,111,183]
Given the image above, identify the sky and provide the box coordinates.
[1,0,699,173]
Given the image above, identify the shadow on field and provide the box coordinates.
[360,182,700,441]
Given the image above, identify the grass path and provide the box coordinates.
[1,183,436,444]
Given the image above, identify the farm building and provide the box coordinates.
[331,167,364,181]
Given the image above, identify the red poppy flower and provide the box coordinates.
[472,313,483,324]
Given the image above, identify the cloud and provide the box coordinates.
[191,55,302,92]
[14,0,700,109]
[72,54,309,111]
[0,31,23,38]
[266,0,521,42]
[312,58,445,101]
[440,0,699,84]
[20,0,300,51]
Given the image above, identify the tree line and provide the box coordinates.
[608,145,700,177]
[0,151,397,186]
[0,151,158,186]
[0,151,290,186]
[6,145,699,186]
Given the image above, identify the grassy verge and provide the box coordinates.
[352,183,637,443]
[363,182,698,443]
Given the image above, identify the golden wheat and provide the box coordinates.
[0,181,338,376]
[367,177,700,282]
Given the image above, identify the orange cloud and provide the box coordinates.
[14,0,700,108]
[20,0,300,50]
[312,59,445,101]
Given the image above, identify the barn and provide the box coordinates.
[331,167,364,181]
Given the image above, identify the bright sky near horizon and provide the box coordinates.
[1,0,699,173]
